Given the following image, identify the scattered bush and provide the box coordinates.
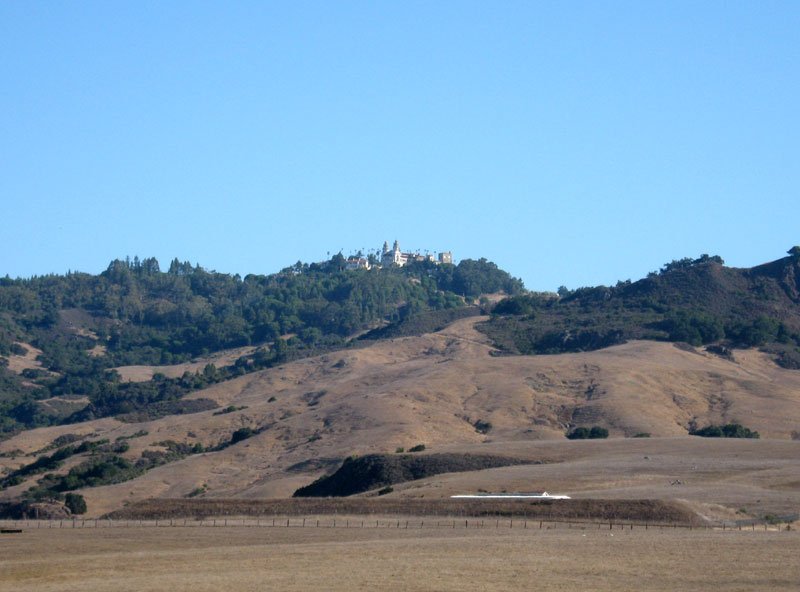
[115,430,148,441]
[10,343,28,356]
[566,426,609,440]
[473,420,492,434]
[229,427,255,445]
[213,405,248,416]
[51,455,141,491]
[186,485,207,498]
[690,423,760,439]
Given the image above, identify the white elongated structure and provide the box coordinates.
[450,492,571,500]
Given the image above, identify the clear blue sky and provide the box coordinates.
[2,1,799,290]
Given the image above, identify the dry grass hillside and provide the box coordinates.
[4,343,50,376]
[112,345,259,382]
[2,318,800,517]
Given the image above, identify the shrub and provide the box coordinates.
[64,492,87,515]
[115,430,148,442]
[473,420,492,434]
[408,444,426,452]
[213,405,248,416]
[229,427,255,445]
[566,426,609,440]
[395,447,404,453]
[690,423,759,439]
[186,485,206,498]
[377,486,394,496]
[632,432,651,438]
[566,427,590,440]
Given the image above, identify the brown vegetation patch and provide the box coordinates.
[105,497,700,525]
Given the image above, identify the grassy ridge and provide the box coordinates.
[481,254,800,359]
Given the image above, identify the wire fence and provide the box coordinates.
[0,516,792,532]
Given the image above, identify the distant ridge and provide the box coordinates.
[482,250,800,365]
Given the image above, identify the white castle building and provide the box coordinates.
[381,240,452,268]
[344,257,370,271]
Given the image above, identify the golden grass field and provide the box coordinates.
[2,317,800,589]
[1,524,798,592]
[3,318,800,519]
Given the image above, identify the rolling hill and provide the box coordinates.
[2,248,800,519]
[2,316,800,518]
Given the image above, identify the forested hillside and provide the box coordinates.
[482,249,800,366]
[4,246,800,444]
[0,255,522,436]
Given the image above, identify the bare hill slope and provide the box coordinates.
[2,318,800,517]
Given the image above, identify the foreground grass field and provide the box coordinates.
[1,524,798,591]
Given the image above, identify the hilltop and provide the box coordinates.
[0,253,521,436]
[1,247,800,519]
[482,251,800,366]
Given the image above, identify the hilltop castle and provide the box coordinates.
[343,241,452,271]
[380,240,452,267]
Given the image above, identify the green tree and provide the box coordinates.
[589,426,609,439]
[64,492,87,514]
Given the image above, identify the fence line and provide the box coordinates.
[0,517,791,532]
